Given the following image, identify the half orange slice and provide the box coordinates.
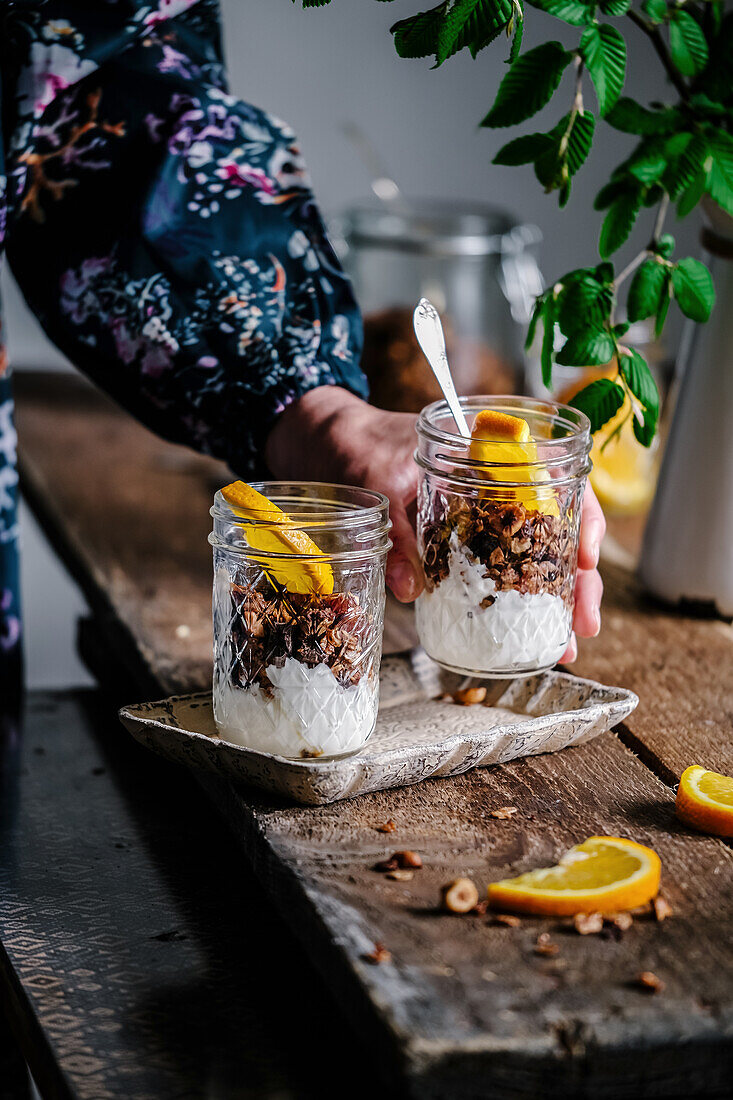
[676,765,733,838]
[487,836,661,916]
[220,481,333,595]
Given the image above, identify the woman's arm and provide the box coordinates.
[4,0,367,477]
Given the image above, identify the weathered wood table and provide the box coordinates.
[12,371,733,1098]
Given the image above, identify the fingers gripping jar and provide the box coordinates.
[210,483,391,759]
[415,397,592,678]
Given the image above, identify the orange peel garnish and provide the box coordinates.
[676,765,733,838]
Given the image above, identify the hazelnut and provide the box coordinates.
[364,943,392,965]
[634,970,665,993]
[441,878,480,914]
[452,686,487,706]
[573,912,604,935]
[395,850,423,869]
[653,896,673,922]
[375,819,397,834]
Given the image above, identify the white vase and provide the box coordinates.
[639,205,733,616]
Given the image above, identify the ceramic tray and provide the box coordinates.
[119,650,638,805]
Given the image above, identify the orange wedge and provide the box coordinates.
[220,481,333,595]
[469,409,559,516]
[487,836,661,916]
[676,765,733,838]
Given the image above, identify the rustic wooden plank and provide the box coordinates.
[14,371,733,1097]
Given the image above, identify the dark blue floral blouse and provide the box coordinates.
[0,0,367,685]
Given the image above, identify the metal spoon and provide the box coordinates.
[413,298,470,438]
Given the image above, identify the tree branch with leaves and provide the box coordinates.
[293,0,732,445]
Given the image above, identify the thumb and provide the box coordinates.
[385,500,424,603]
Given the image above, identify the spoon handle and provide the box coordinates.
[413,298,470,439]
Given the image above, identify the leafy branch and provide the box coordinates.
[293,0,733,445]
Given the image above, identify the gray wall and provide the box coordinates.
[3,0,698,369]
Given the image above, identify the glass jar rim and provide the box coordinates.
[210,481,392,562]
[415,395,592,491]
[211,481,390,528]
[417,395,592,450]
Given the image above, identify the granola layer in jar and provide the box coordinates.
[210,483,391,759]
[415,397,591,678]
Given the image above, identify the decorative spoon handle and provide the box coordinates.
[413,298,470,439]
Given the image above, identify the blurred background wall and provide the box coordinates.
[4,0,699,687]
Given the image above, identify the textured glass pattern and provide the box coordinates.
[212,551,386,759]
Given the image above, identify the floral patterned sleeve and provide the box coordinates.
[3,0,367,477]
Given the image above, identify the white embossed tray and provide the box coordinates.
[119,650,637,805]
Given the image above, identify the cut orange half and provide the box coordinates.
[220,481,333,595]
[676,765,733,838]
[469,409,559,516]
[487,836,661,916]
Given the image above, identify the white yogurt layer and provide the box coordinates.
[416,537,570,675]
[213,656,376,758]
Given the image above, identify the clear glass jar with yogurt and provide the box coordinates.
[210,482,391,759]
[415,396,591,678]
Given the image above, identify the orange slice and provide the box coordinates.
[487,836,661,916]
[220,481,333,595]
[469,409,559,516]
[676,765,733,838]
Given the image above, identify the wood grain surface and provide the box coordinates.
[13,371,733,1098]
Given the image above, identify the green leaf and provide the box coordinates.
[599,189,642,257]
[633,407,657,447]
[594,179,628,210]
[391,4,448,59]
[668,11,709,77]
[654,271,672,337]
[706,129,733,217]
[436,0,514,64]
[570,378,626,432]
[580,24,626,116]
[677,167,707,218]
[525,294,545,350]
[493,132,553,165]
[481,41,572,128]
[641,0,667,23]
[600,0,630,14]
[605,98,679,136]
[557,270,615,335]
[672,257,715,322]
[526,0,592,25]
[556,328,615,366]
[541,295,556,388]
[663,132,707,199]
[619,348,659,417]
[507,2,524,63]
[534,110,595,195]
[627,259,668,322]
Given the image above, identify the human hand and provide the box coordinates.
[560,480,606,663]
[264,387,422,602]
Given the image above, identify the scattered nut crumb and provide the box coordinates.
[394,850,423,869]
[489,806,518,820]
[374,857,400,873]
[653,896,673,922]
[375,819,397,834]
[364,943,392,965]
[437,692,453,703]
[174,624,191,639]
[629,903,653,917]
[471,899,489,916]
[386,869,413,882]
[634,970,665,993]
[452,686,487,706]
[494,913,521,927]
[574,912,604,935]
[534,932,560,956]
[441,878,480,914]
[610,911,633,932]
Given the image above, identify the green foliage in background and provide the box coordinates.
[292,0,733,444]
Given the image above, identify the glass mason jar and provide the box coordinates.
[415,397,592,678]
[209,483,391,760]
